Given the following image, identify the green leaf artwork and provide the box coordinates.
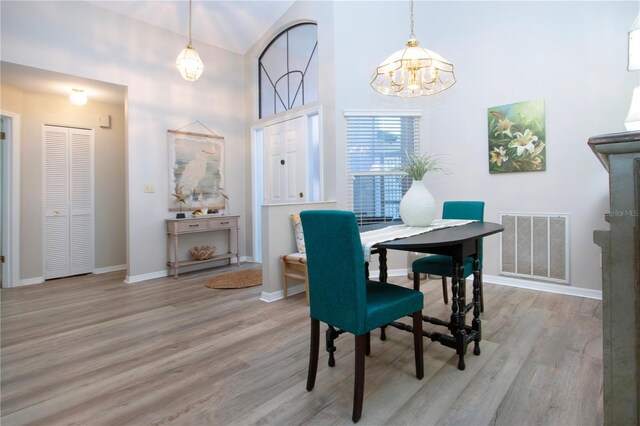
[488,99,546,173]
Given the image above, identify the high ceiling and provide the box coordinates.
[89,0,295,55]
[1,1,295,105]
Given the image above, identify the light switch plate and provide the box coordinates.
[143,184,156,193]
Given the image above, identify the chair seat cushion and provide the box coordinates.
[364,281,423,333]
[412,255,481,278]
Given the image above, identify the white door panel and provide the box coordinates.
[263,116,307,204]
[43,125,94,279]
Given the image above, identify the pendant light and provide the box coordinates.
[176,0,204,82]
[370,0,455,97]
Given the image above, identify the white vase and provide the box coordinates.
[399,180,436,226]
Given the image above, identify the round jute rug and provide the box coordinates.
[205,268,262,289]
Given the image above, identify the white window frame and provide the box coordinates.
[344,110,422,225]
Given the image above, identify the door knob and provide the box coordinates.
[299,192,304,198]
[280,159,285,165]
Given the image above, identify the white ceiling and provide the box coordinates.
[1,61,127,105]
[1,1,294,105]
[89,0,296,55]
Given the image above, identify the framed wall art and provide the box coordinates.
[167,129,225,212]
[488,99,546,173]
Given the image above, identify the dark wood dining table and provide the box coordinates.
[370,221,504,370]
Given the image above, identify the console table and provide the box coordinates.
[166,215,240,278]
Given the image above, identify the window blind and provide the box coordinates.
[346,114,420,225]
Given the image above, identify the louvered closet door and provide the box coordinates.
[69,129,94,275]
[43,125,94,279]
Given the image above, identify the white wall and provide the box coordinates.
[0,84,126,279]
[1,1,247,281]
[243,0,336,259]
[333,1,638,291]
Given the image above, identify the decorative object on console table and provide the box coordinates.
[167,128,225,214]
[166,215,240,278]
[488,99,546,173]
[190,245,216,261]
[398,152,445,226]
[172,184,188,219]
[589,130,640,426]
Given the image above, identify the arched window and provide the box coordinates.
[259,23,318,119]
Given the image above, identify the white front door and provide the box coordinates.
[263,116,307,204]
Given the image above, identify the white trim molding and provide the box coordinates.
[260,282,306,303]
[18,276,44,286]
[483,274,602,300]
[94,264,127,274]
[125,270,168,284]
[1,110,21,288]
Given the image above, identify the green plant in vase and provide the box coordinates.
[398,153,446,226]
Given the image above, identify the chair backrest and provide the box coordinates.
[300,210,366,333]
[442,201,485,221]
[443,201,485,262]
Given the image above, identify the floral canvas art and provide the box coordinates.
[488,99,546,173]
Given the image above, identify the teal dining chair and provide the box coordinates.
[301,210,424,423]
[412,201,485,312]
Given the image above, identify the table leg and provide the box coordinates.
[454,259,467,370]
[378,248,387,283]
[173,235,179,279]
[472,256,481,356]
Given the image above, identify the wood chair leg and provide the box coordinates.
[306,319,320,391]
[353,334,367,423]
[281,258,288,299]
[365,332,371,356]
[413,311,424,380]
[441,276,449,304]
[304,263,310,305]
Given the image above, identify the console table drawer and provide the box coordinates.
[209,217,238,230]
[175,220,209,233]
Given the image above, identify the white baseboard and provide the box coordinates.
[240,256,253,263]
[17,276,44,286]
[483,274,602,300]
[260,283,306,303]
[367,268,408,279]
[94,264,126,274]
[125,270,168,284]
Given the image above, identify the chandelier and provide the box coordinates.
[176,0,204,82]
[370,0,456,97]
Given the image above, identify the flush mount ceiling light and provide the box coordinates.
[370,0,456,97]
[176,0,204,82]
[69,88,87,105]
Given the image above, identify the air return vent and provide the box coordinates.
[500,213,569,283]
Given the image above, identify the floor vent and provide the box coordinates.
[500,213,569,284]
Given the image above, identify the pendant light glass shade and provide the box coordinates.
[176,43,204,82]
[371,0,455,97]
[176,0,203,82]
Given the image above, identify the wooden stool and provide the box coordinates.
[280,253,309,304]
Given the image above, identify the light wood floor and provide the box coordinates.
[1,265,603,425]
